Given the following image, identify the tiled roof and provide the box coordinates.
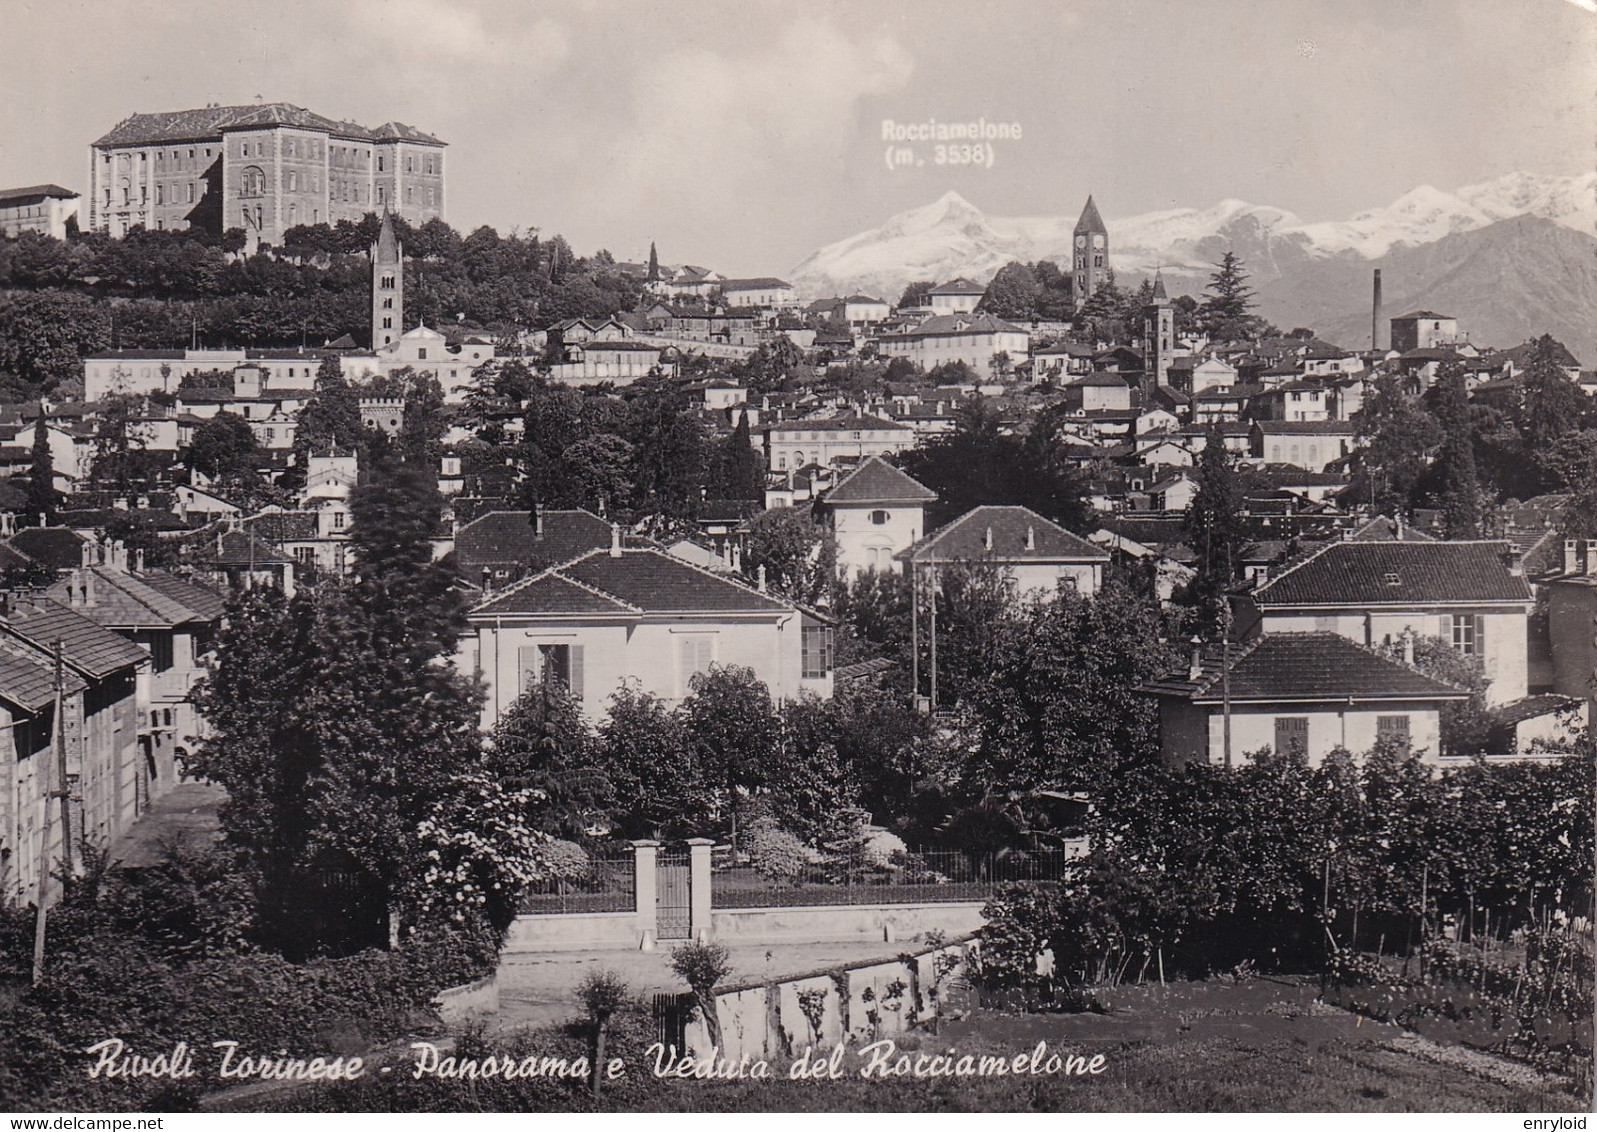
[1253,420,1356,435]
[766,414,909,434]
[0,636,87,713]
[1140,632,1470,704]
[472,548,791,618]
[8,527,86,569]
[3,598,148,679]
[0,184,78,204]
[94,103,444,148]
[246,511,320,541]
[1074,195,1107,234]
[454,510,613,574]
[44,569,197,630]
[1392,310,1453,321]
[902,505,1108,564]
[823,457,938,505]
[928,278,986,295]
[886,313,1025,339]
[136,571,227,622]
[719,278,792,290]
[187,529,293,567]
[1254,541,1531,607]
[1347,516,1436,543]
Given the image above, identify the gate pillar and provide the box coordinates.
[686,837,715,941]
[632,839,660,949]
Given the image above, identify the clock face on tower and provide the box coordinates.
[1074,235,1085,248]
[1093,234,1105,248]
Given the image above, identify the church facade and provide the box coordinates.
[88,102,445,246]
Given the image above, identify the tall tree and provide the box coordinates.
[1352,373,1444,514]
[1519,335,1590,490]
[1183,426,1247,620]
[26,410,54,521]
[646,241,660,282]
[1429,364,1484,537]
[1197,252,1262,341]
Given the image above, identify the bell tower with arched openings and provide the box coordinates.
[1072,194,1109,310]
[371,209,403,349]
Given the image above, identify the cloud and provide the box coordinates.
[589,18,914,257]
[347,0,570,68]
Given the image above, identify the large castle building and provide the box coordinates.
[88,102,445,246]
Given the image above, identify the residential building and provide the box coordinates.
[1141,632,1469,767]
[718,278,797,310]
[874,313,1031,374]
[89,102,445,245]
[763,414,915,473]
[1251,420,1356,471]
[900,505,1109,601]
[818,456,938,580]
[452,508,614,591]
[1059,373,1132,414]
[0,184,80,240]
[1246,539,1534,706]
[926,278,986,315]
[1389,310,1462,354]
[462,538,834,725]
[0,594,147,904]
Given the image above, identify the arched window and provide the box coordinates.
[240,166,266,197]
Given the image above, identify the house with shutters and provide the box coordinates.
[817,456,938,581]
[1243,539,1534,707]
[461,532,834,726]
[0,594,147,904]
[1140,631,1470,767]
[899,505,1109,602]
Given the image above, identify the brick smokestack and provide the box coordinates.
[1371,269,1383,352]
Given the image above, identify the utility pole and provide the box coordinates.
[32,641,68,985]
[910,561,919,706]
[1220,602,1233,769]
[928,566,938,711]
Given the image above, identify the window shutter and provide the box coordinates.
[569,645,584,702]
[1474,614,1485,658]
[517,646,540,694]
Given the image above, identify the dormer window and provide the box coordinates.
[1383,572,1401,586]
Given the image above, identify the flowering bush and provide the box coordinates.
[743,816,806,883]
[412,774,558,932]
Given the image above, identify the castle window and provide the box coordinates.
[382,317,392,329]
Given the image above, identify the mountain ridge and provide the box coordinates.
[789,172,1597,360]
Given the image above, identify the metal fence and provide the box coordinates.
[518,844,636,914]
[712,847,1082,909]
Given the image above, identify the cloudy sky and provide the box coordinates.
[2,0,1591,274]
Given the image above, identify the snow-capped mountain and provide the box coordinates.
[789,171,1597,303]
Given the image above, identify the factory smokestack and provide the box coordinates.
[1371,268,1383,352]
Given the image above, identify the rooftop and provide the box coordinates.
[1254,540,1532,607]
[1140,631,1470,705]
[472,547,792,618]
[822,456,938,506]
[94,102,444,148]
[902,505,1108,564]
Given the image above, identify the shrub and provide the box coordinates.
[669,940,733,1052]
[742,817,805,883]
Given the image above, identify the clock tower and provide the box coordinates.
[1072,195,1109,310]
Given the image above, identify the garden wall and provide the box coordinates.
[502,910,647,953]
[432,972,500,1026]
[683,939,978,1062]
[711,902,986,944]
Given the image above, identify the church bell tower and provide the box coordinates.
[1141,271,1174,389]
[1072,195,1109,310]
[371,209,403,350]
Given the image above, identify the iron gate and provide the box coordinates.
[657,848,691,939]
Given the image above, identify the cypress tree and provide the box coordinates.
[26,410,54,522]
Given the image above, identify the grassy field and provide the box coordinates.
[236,976,1581,1113]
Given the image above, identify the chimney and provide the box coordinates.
[0,512,11,537]
[1025,525,1035,551]
[1395,514,1404,540]
[1188,635,1204,682]
[68,569,82,607]
[37,512,45,529]
[532,502,543,537]
[984,526,993,551]
[134,548,145,573]
[1506,545,1524,577]
[1401,626,1415,668]
[757,564,767,593]
[1371,268,1382,352]
[481,566,492,593]
[84,569,96,607]
[609,522,622,557]
[81,540,94,569]
[732,543,742,572]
